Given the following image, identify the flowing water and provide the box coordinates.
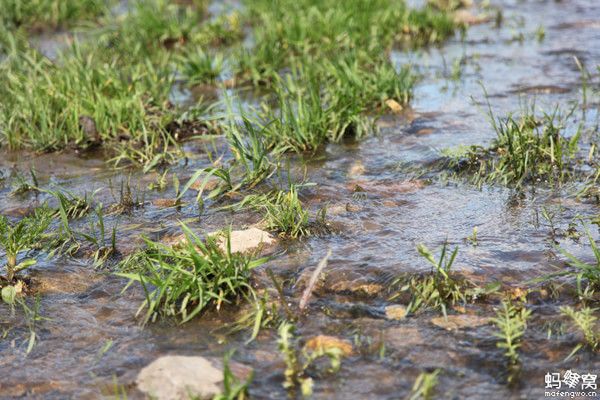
[1,0,599,399]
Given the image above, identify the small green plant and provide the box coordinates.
[147,170,169,191]
[466,227,478,246]
[224,293,280,344]
[447,100,581,186]
[117,224,268,324]
[392,243,494,315]
[44,188,95,219]
[560,306,599,358]
[0,208,53,282]
[409,369,440,400]
[213,351,253,400]
[10,168,39,195]
[491,300,531,384]
[539,225,600,298]
[109,179,145,215]
[277,321,343,397]
[233,184,326,238]
[79,205,117,265]
[177,114,275,207]
[178,48,223,85]
[261,187,311,238]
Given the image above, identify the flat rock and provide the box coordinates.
[152,198,179,208]
[385,99,403,113]
[385,305,408,320]
[190,177,219,192]
[430,314,491,331]
[35,270,102,295]
[347,161,366,177]
[304,335,353,356]
[453,10,490,25]
[136,355,251,400]
[385,326,424,348]
[215,228,276,254]
[329,280,383,296]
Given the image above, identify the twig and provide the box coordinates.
[299,249,331,311]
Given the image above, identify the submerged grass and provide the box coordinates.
[117,224,268,324]
[492,300,531,384]
[277,321,344,397]
[0,207,53,282]
[444,101,582,187]
[536,225,600,299]
[560,306,599,357]
[391,243,497,315]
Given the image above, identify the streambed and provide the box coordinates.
[1,0,599,399]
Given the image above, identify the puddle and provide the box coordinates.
[1,0,600,399]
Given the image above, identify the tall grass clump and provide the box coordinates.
[95,0,241,62]
[1,0,110,30]
[251,61,413,153]
[235,186,318,238]
[258,73,370,153]
[117,224,268,324]
[0,42,181,167]
[323,54,416,110]
[176,115,275,206]
[238,0,457,83]
[447,102,581,186]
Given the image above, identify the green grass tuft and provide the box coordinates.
[117,224,268,324]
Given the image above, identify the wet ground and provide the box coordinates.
[1,0,600,399]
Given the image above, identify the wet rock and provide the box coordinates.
[430,314,491,331]
[304,335,353,356]
[35,270,102,295]
[214,228,276,254]
[79,115,101,145]
[2,206,36,217]
[345,203,363,213]
[161,228,276,254]
[152,198,179,208]
[348,161,366,177]
[161,233,188,247]
[136,355,251,400]
[328,202,362,215]
[385,305,407,320]
[347,179,426,198]
[416,128,434,135]
[190,176,219,192]
[453,10,490,25]
[385,99,403,113]
[165,119,211,141]
[328,203,348,215]
[329,280,383,297]
[0,381,69,397]
[385,326,424,348]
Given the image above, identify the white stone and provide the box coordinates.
[216,228,276,254]
[136,355,223,400]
